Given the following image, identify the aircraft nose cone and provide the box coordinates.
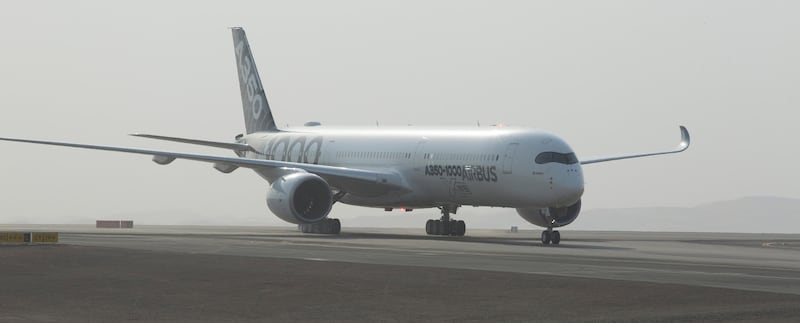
[555,168,584,206]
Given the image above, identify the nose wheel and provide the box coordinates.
[541,228,561,245]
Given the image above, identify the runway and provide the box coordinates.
[48,225,800,295]
[2,225,799,322]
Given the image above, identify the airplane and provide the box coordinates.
[0,27,690,245]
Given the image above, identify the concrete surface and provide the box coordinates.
[1,225,799,322]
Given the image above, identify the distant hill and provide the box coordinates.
[347,196,800,234]
[571,196,800,233]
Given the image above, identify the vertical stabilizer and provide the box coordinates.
[231,27,278,133]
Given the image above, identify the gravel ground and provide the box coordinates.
[1,244,798,322]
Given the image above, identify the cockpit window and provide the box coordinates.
[535,152,578,165]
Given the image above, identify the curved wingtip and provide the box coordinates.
[678,125,690,151]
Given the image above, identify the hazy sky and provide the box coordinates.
[1,1,797,227]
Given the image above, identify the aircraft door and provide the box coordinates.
[413,140,428,171]
[502,143,519,174]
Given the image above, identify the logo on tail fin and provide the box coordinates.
[231,27,277,134]
[235,41,265,120]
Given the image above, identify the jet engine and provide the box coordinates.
[516,200,582,228]
[266,172,333,224]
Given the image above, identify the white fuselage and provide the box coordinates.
[241,126,584,210]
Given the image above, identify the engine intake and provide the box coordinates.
[266,173,333,224]
[516,200,582,228]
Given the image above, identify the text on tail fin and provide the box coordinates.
[231,27,277,133]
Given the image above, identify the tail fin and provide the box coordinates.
[231,27,278,133]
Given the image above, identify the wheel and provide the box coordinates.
[447,220,457,236]
[320,220,330,233]
[541,231,551,244]
[552,230,561,245]
[426,220,433,235]
[331,219,341,234]
[456,220,466,236]
[433,220,442,235]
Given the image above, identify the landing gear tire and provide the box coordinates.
[551,230,561,245]
[300,218,341,235]
[541,231,551,244]
[425,206,466,237]
[455,220,466,236]
[541,230,561,245]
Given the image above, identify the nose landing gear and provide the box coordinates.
[541,226,561,245]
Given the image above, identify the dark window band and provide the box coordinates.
[535,152,578,165]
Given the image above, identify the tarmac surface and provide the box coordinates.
[2,225,800,322]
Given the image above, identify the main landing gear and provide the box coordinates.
[298,190,346,234]
[299,218,341,234]
[540,226,561,245]
[426,205,466,236]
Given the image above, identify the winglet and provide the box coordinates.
[678,125,690,151]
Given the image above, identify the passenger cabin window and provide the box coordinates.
[535,152,578,165]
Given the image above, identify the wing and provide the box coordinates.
[579,126,690,165]
[0,137,408,193]
[130,133,256,153]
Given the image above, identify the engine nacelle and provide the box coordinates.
[266,172,333,224]
[516,200,582,228]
